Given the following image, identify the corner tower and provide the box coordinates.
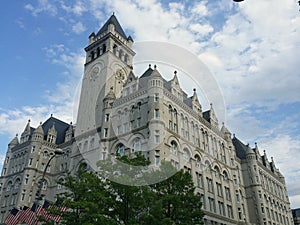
[76,14,135,136]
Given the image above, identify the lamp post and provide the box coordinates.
[34,149,64,224]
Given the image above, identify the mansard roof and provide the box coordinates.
[96,14,127,39]
[140,67,154,78]
[232,136,248,159]
[41,116,69,144]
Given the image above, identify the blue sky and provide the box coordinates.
[0,0,299,208]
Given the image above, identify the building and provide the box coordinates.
[292,208,300,225]
[0,14,294,225]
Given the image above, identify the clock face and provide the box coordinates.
[115,69,125,82]
[90,66,100,81]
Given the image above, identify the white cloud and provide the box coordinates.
[24,0,57,16]
[72,21,86,34]
[189,23,214,37]
[60,1,87,16]
[15,18,26,30]
[191,1,209,16]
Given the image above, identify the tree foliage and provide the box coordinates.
[57,156,204,225]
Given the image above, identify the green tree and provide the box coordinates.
[56,165,117,225]
[56,156,204,225]
[148,168,204,225]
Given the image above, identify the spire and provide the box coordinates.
[96,14,128,39]
[48,123,57,135]
[221,122,231,134]
[20,119,31,143]
[9,134,19,147]
[171,70,179,85]
[246,144,255,155]
[22,119,31,134]
[34,122,44,135]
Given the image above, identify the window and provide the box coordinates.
[223,171,229,181]
[208,197,216,212]
[195,155,201,167]
[25,174,29,184]
[103,128,108,138]
[28,158,33,166]
[47,164,51,173]
[7,181,13,191]
[218,201,225,216]
[41,180,47,190]
[217,183,223,197]
[170,141,178,155]
[154,93,159,102]
[154,130,160,144]
[133,138,141,152]
[154,109,159,119]
[196,173,203,188]
[124,122,128,132]
[105,114,109,122]
[21,190,26,201]
[137,118,141,127]
[117,145,125,156]
[225,187,231,201]
[41,163,45,171]
[43,151,48,158]
[117,125,122,135]
[57,178,64,190]
[130,120,134,130]
[183,149,190,162]
[31,146,36,153]
[227,205,233,218]
[207,178,213,193]
[236,191,240,202]
[155,155,160,166]
[90,138,95,149]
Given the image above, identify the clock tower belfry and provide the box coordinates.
[76,14,135,136]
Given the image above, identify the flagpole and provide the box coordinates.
[34,149,63,225]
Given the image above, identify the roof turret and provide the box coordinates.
[9,134,19,147]
[96,14,127,40]
[34,122,44,135]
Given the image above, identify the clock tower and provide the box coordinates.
[76,14,135,136]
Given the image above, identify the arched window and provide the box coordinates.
[183,148,190,162]
[133,138,141,152]
[113,44,118,55]
[214,166,220,177]
[7,181,13,191]
[124,54,129,63]
[195,154,201,167]
[205,160,211,172]
[119,49,124,60]
[170,141,178,155]
[96,47,100,57]
[57,178,65,190]
[43,150,48,158]
[223,171,229,181]
[102,44,106,53]
[90,138,95,149]
[116,144,125,156]
[39,179,48,190]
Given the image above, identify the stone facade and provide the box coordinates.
[0,15,293,224]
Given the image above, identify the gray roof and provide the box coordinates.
[96,14,127,39]
[140,67,154,78]
[232,136,248,159]
[41,116,70,145]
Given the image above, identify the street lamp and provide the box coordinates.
[34,149,64,223]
